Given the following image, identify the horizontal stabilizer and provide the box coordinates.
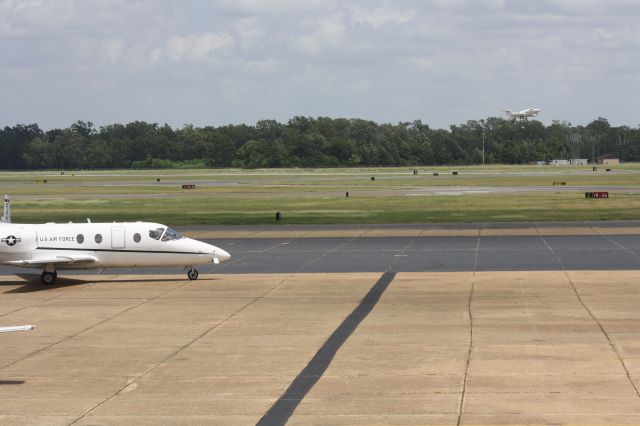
[0,325,34,333]
[1,194,10,224]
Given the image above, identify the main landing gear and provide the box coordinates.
[41,271,57,285]
[187,268,199,280]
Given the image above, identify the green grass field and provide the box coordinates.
[2,165,640,225]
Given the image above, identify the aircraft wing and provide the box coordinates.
[7,255,97,266]
[0,325,34,333]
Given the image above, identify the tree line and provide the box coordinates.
[0,116,638,170]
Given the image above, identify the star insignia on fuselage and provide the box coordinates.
[2,235,21,246]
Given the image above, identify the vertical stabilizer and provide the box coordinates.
[2,195,10,224]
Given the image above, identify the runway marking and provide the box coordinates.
[293,235,360,271]
[593,230,640,265]
[214,238,297,269]
[257,271,396,426]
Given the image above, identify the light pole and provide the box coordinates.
[618,134,626,163]
[482,128,485,165]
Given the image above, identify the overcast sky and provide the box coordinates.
[1,0,639,130]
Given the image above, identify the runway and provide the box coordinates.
[3,223,640,425]
[195,222,640,274]
[2,222,638,277]
[213,233,640,274]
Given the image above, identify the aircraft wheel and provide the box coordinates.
[41,272,57,286]
[187,269,199,280]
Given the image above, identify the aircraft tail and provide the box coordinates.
[1,195,10,224]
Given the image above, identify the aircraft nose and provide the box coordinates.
[215,248,231,263]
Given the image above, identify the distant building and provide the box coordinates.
[570,158,588,166]
[549,159,570,165]
[597,154,620,165]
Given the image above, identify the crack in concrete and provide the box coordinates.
[68,273,294,425]
[457,232,479,426]
[1,278,192,373]
[539,234,640,402]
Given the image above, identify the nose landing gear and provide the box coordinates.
[187,269,199,280]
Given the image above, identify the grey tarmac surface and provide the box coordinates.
[3,223,640,425]
[2,222,639,278]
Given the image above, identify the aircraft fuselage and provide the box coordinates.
[0,222,229,281]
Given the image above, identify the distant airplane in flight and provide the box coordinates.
[0,196,230,285]
[504,108,541,121]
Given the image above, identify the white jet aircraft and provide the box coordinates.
[504,108,540,121]
[0,196,230,285]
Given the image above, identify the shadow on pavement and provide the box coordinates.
[1,274,211,293]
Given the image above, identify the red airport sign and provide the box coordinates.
[585,192,609,199]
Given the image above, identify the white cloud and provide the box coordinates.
[149,48,162,66]
[541,0,640,16]
[102,39,126,64]
[241,58,283,75]
[480,0,505,11]
[0,0,75,36]
[165,32,235,62]
[294,13,347,53]
[350,5,415,29]
[218,0,337,15]
[428,0,467,10]
[412,57,436,70]
[232,17,267,48]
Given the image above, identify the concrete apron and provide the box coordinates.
[1,271,640,425]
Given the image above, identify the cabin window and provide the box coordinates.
[149,228,164,240]
[133,233,141,243]
[161,227,183,242]
[95,234,102,244]
[77,234,84,244]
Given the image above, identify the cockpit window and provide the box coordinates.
[149,228,165,240]
[161,227,183,242]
